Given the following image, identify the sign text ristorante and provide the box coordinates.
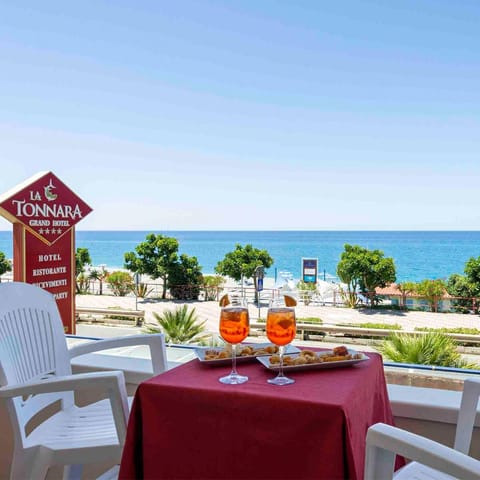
[0,171,93,334]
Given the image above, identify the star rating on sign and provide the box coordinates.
[32,226,65,237]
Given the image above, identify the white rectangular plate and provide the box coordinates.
[256,349,369,372]
[195,343,301,367]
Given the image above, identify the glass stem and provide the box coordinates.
[231,344,238,376]
[278,345,285,378]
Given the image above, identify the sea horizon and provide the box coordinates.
[3,228,480,232]
[2,230,480,283]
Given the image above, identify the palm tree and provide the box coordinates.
[397,281,417,309]
[379,332,478,369]
[145,305,208,344]
[89,266,109,295]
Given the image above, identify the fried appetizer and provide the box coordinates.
[332,345,349,357]
[203,344,280,360]
[268,345,356,366]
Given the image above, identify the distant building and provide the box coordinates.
[375,283,454,312]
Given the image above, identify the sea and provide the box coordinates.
[1,230,480,283]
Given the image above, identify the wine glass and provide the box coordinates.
[218,296,250,384]
[266,295,297,385]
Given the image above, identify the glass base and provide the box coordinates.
[267,374,295,386]
[219,373,249,385]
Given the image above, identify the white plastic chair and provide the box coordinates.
[0,281,167,480]
[365,377,480,480]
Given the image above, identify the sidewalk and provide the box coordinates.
[75,293,480,337]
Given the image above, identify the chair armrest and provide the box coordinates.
[365,423,480,480]
[0,371,129,442]
[69,333,168,374]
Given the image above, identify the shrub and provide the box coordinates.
[132,282,154,298]
[146,305,208,344]
[297,280,318,305]
[345,322,402,330]
[379,332,479,369]
[202,275,225,301]
[106,271,133,296]
[414,326,480,335]
[297,317,323,324]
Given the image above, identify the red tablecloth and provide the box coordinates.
[119,351,396,480]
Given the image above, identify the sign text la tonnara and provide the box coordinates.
[12,194,84,227]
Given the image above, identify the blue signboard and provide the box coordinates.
[257,278,263,292]
[302,258,318,283]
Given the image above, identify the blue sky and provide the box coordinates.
[1,0,479,230]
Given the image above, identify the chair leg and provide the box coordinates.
[63,464,83,480]
[10,447,52,480]
[96,465,119,480]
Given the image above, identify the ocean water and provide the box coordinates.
[1,230,480,283]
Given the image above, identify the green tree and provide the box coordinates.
[463,255,480,312]
[445,255,480,313]
[397,281,417,309]
[415,279,447,312]
[75,247,92,293]
[464,256,480,287]
[146,305,208,344]
[168,254,203,300]
[215,244,273,302]
[106,270,134,296]
[124,233,179,299]
[379,332,478,369]
[447,273,477,313]
[75,247,91,276]
[336,244,396,308]
[0,251,12,281]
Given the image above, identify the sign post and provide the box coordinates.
[0,172,92,334]
[255,265,265,319]
[134,272,140,311]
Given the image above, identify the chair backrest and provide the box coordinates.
[365,377,480,479]
[454,377,480,454]
[365,422,480,480]
[0,282,73,445]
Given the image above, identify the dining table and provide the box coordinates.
[119,348,398,480]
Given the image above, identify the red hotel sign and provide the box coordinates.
[0,171,92,334]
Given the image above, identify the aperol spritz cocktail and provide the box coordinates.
[266,297,297,385]
[266,308,296,346]
[218,297,250,384]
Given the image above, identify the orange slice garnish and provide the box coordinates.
[284,295,297,307]
[219,294,230,307]
[278,319,294,329]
